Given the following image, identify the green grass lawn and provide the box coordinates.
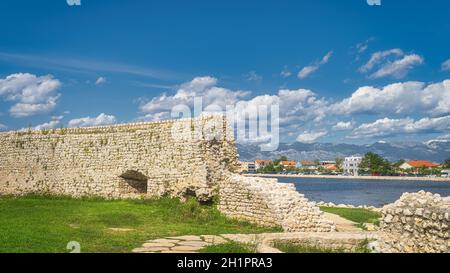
[0,196,278,253]
[319,207,381,226]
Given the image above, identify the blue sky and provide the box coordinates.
[0,0,449,144]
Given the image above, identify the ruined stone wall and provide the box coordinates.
[0,115,336,233]
[379,191,450,253]
[0,115,238,200]
[218,174,336,232]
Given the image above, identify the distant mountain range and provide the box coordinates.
[237,140,450,163]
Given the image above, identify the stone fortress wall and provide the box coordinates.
[0,115,335,232]
[0,115,238,201]
[379,191,449,253]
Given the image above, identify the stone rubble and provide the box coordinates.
[378,191,450,253]
[315,201,380,212]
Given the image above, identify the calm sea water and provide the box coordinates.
[273,177,450,207]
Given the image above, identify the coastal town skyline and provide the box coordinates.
[1,1,450,145]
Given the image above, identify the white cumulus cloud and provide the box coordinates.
[359,49,423,79]
[33,116,64,131]
[0,73,61,117]
[68,113,117,128]
[298,51,333,79]
[359,48,403,73]
[351,115,450,138]
[331,80,450,117]
[0,123,7,131]
[136,76,450,143]
[333,121,353,131]
[296,131,328,143]
[138,76,250,121]
[370,54,424,79]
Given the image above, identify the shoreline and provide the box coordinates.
[245,173,450,182]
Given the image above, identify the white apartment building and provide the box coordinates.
[343,156,362,176]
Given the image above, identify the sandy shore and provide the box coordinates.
[245,173,450,182]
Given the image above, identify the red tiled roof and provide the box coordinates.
[300,160,316,166]
[255,160,272,164]
[281,161,296,166]
[406,160,441,168]
[324,164,337,171]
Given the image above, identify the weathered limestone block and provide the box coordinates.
[379,191,450,253]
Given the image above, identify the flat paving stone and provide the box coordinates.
[171,245,203,252]
[177,241,210,247]
[142,242,176,248]
[150,238,180,244]
[167,235,203,241]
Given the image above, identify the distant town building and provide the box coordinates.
[241,162,256,173]
[399,160,441,170]
[442,170,450,178]
[255,160,272,170]
[323,164,338,172]
[280,161,296,169]
[320,160,336,166]
[300,160,318,171]
[343,156,362,176]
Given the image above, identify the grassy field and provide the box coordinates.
[0,196,278,253]
[319,207,381,226]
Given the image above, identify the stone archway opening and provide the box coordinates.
[118,170,148,195]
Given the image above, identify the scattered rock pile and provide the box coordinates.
[379,191,449,253]
[316,201,380,212]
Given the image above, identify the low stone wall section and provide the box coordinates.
[218,174,336,232]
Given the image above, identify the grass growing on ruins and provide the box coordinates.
[200,241,257,253]
[319,207,381,226]
[0,195,279,253]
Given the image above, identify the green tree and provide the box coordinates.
[335,157,344,172]
[273,156,288,166]
[444,158,450,168]
[259,163,275,173]
[394,159,405,167]
[359,152,393,175]
[274,164,284,173]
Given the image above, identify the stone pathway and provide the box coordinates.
[132,213,376,253]
[132,235,228,253]
[132,232,379,253]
